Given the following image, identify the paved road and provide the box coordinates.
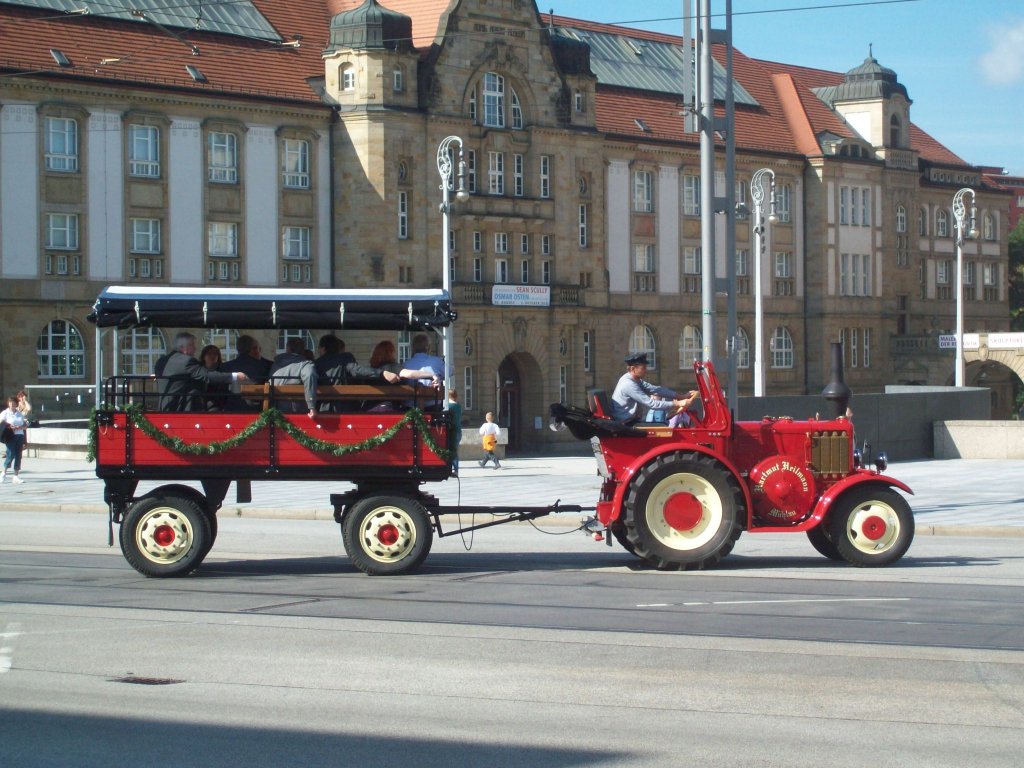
[3,449,1023,767]
[1,517,1022,768]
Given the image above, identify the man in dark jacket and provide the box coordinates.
[221,334,272,383]
[157,332,247,412]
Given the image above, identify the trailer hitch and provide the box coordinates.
[432,501,595,538]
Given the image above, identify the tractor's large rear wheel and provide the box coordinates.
[624,453,743,570]
[828,487,914,567]
[341,495,433,576]
[806,524,843,561]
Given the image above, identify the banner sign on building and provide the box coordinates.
[985,332,1024,350]
[492,285,551,307]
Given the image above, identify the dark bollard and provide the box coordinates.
[821,341,852,418]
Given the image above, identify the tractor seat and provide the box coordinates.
[587,388,614,419]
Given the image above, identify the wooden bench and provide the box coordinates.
[238,383,442,411]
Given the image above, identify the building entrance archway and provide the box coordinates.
[960,333,1024,419]
[496,352,543,453]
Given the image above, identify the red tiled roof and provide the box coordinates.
[0,2,333,104]
[0,2,975,169]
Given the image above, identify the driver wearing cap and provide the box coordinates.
[610,352,699,424]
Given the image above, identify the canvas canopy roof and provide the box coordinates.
[88,286,455,331]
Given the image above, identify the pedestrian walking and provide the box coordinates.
[1,394,28,484]
[478,411,501,469]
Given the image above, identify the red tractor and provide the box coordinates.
[550,360,914,569]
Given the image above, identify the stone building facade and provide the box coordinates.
[0,0,1012,448]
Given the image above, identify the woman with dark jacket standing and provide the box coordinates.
[1,394,28,484]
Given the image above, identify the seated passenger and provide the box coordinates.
[199,344,229,411]
[270,339,318,418]
[221,335,272,383]
[366,340,440,411]
[156,332,247,412]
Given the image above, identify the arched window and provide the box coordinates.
[483,72,505,127]
[476,72,523,129]
[120,327,166,375]
[276,329,315,355]
[340,63,355,91]
[896,205,907,233]
[936,209,949,238]
[204,329,239,362]
[678,325,702,367]
[735,327,750,369]
[770,327,794,369]
[889,114,901,148]
[918,207,928,236]
[629,325,657,370]
[37,319,86,378]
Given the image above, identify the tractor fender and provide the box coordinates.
[811,472,915,527]
[604,442,754,526]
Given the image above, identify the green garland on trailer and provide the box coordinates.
[87,405,451,462]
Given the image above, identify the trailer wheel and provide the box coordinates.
[624,453,743,570]
[120,495,211,577]
[828,487,914,567]
[341,495,433,576]
[141,484,216,558]
[806,524,843,561]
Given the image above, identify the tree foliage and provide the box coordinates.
[1010,218,1024,331]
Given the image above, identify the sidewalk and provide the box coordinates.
[1,454,1022,536]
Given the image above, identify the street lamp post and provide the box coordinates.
[436,136,469,400]
[952,187,978,387]
[750,167,777,397]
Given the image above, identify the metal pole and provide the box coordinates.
[723,0,737,407]
[698,0,716,364]
[750,168,775,397]
[952,187,977,388]
[436,136,467,402]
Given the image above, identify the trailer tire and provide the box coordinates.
[141,484,217,558]
[624,453,743,570]
[806,524,843,561]
[828,486,914,567]
[342,495,433,576]
[120,494,211,577]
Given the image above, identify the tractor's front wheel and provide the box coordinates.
[341,495,433,575]
[624,453,743,570]
[828,487,914,567]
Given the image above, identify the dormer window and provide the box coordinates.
[889,114,902,148]
[341,65,355,92]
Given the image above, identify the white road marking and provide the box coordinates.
[634,597,912,608]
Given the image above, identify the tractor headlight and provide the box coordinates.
[876,451,888,472]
